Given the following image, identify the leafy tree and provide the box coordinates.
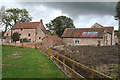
[115,1,120,39]
[0,6,32,36]
[115,1,120,20]
[46,16,75,37]
[12,32,21,43]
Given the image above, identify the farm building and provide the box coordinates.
[62,23,114,46]
[3,19,50,43]
[42,36,62,47]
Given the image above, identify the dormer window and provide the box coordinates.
[21,29,23,31]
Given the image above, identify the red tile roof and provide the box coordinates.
[62,28,104,38]
[12,22,40,29]
[42,36,62,45]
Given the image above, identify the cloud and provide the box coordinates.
[0,1,118,30]
[19,2,117,18]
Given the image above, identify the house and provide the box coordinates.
[62,23,114,46]
[42,36,62,47]
[4,19,49,43]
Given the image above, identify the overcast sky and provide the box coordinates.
[0,0,119,31]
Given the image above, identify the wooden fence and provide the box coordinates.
[2,42,37,49]
[3,43,114,79]
[38,46,114,79]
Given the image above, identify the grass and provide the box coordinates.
[2,45,65,78]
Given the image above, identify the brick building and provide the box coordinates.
[62,23,114,46]
[4,19,49,43]
[42,36,62,47]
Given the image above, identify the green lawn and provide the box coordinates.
[2,45,65,78]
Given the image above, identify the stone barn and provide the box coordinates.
[62,23,114,46]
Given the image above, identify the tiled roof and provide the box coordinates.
[62,28,105,38]
[104,27,114,34]
[12,22,40,29]
[43,36,61,40]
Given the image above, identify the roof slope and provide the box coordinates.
[62,28,104,38]
[12,22,40,29]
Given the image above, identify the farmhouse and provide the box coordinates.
[62,23,114,46]
[3,19,49,43]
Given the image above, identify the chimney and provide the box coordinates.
[40,19,42,23]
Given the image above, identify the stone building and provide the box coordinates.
[4,19,49,43]
[42,36,62,47]
[62,23,114,46]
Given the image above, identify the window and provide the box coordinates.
[7,33,8,36]
[74,40,79,45]
[28,33,30,36]
[21,29,23,31]
[13,29,15,31]
[82,32,98,36]
[39,37,41,40]
[36,32,37,34]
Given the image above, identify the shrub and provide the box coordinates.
[97,40,101,46]
[22,38,30,42]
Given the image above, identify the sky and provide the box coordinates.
[0,0,119,31]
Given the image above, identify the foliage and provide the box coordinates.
[22,38,30,42]
[47,31,57,36]
[2,45,65,78]
[0,6,32,36]
[97,40,101,46]
[46,16,75,37]
[12,32,21,43]
[115,1,120,20]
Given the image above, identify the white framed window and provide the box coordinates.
[74,40,79,45]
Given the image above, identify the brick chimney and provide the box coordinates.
[40,19,42,23]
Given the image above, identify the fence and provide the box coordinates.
[3,43,114,79]
[38,46,114,79]
[2,42,37,48]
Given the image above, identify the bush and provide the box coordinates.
[97,40,101,46]
[22,38,30,42]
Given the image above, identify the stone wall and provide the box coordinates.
[63,38,104,46]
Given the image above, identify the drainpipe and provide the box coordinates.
[35,29,36,42]
[111,33,112,45]
[11,28,12,43]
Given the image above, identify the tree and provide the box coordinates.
[0,6,32,36]
[12,32,21,43]
[115,1,120,20]
[115,1,120,40]
[46,16,75,37]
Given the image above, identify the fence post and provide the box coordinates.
[9,42,10,47]
[22,43,24,48]
[62,55,65,70]
[89,66,94,79]
[71,58,75,78]
[15,43,16,47]
[34,44,36,49]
